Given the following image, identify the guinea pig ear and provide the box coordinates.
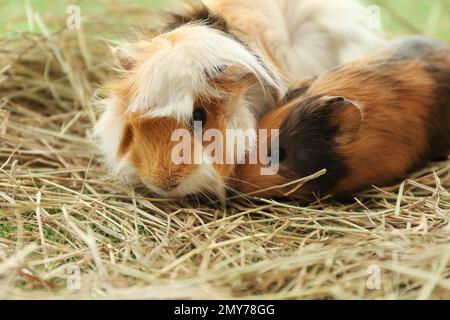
[112,47,136,71]
[321,96,362,145]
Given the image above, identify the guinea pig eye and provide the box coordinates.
[324,125,339,141]
[192,107,207,128]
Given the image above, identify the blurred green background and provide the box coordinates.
[1,0,449,40]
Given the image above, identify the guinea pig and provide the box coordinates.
[236,37,450,199]
[94,0,384,200]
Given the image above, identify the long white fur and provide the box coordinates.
[127,25,282,122]
[203,0,385,80]
[95,0,385,198]
[94,96,128,176]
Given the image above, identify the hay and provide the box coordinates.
[0,4,449,300]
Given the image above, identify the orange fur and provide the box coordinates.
[95,0,385,198]
[118,98,236,191]
[323,61,434,193]
[236,38,450,199]
[235,103,292,197]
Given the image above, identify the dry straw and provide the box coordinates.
[0,2,449,299]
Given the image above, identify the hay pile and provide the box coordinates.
[0,6,449,300]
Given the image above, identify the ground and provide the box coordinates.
[0,0,449,299]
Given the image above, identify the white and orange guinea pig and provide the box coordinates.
[236,37,450,199]
[94,0,384,200]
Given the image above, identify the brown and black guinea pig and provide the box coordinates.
[235,37,450,200]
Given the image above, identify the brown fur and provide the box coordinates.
[105,1,297,197]
[315,59,434,194]
[118,97,235,191]
[236,37,450,199]
[155,0,290,79]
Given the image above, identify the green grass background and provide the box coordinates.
[1,0,449,40]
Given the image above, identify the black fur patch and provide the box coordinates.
[282,77,317,103]
[163,4,231,35]
[278,95,349,195]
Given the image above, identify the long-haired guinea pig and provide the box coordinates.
[94,0,384,200]
[236,37,450,199]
